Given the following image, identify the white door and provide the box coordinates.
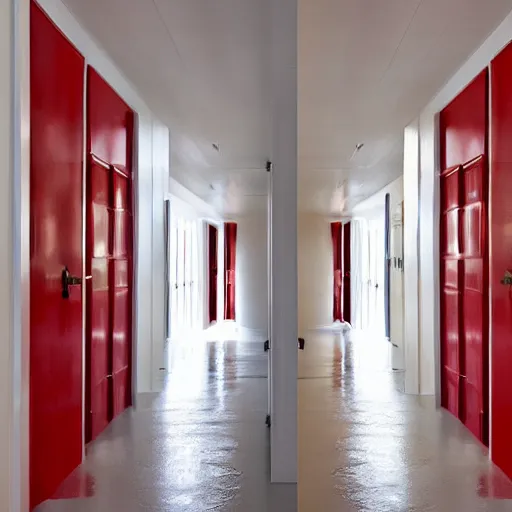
[170,216,179,340]
[390,202,405,370]
[368,219,385,336]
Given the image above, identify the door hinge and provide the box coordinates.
[264,339,270,352]
[266,160,272,173]
[266,414,271,427]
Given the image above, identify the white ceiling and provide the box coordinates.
[64,0,512,216]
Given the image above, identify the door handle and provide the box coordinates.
[501,270,512,286]
[61,266,91,299]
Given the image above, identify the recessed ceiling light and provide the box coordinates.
[212,143,220,152]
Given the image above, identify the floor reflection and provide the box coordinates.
[299,330,512,512]
[37,339,296,512]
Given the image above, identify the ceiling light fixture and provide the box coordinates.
[350,142,364,161]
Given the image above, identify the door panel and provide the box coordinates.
[384,195,391,338]
[439,70,488,445]
[491,41,512,478]
[30,2,85,507]
[224,222,237,320]
[86,67,133,443]
[87,159,112,441]
[343,222,351,325]
[111,170,132,419]
[208,225,218,324]
[331,222,343,322]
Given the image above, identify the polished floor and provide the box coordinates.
[37,331,512,511]
[299,331,512,511]
[37,339,295,512]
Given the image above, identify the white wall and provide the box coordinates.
[269,0,297,483]
[352,176,403,220]
[403,122,421,394]
[235,212,268,334]
[298,213,333,334]
[416,8,512,400]
[7,0,30,509]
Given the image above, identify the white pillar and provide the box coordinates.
[403,121,420,395]
[235,214,268,333]
[270,0,298,484]
[3,0,30,510]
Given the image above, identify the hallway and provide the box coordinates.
[299,332,512,511]
[36,333,512,511]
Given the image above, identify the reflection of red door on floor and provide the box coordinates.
[439,70,489,445]
[491,42,512,479]
[30,2,85,507]
[86,68,134,443]
[208,225,218,323]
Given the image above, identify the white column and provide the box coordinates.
[151,120,169,391]
[235,214,268,333]
[3,0,30,510]
[403,121,420,395]
[270,0,298,484]
[419,112,440,398]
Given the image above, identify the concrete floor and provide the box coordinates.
[37,331,512,511]
[299,331,512,512]
[37,339,295,511]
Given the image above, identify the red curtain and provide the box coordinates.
[331,222,343,322]
[343,222,351,325]
[224,222,237,320]
[208,225,218,323]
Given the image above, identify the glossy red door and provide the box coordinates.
[439,70,489,444]
[86,156,111,441]
[111,170,133,418]
[224,222,237,320]
[440,164,463,419]
[208,225,218,323]
[343,222,351,325]
[331,222,343,322]
[461,156,488,442]
[491,42,512,478]
[30,2,84,507]
[86,68,133,442]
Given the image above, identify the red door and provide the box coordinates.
[86,68,133,442]
[30,2,84,507]
[491,42,512,478]
[208,225,218,323]
[439,70,489,444]
[331,222,343,322]
[224,222,237,320]
[343,222,351,325]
